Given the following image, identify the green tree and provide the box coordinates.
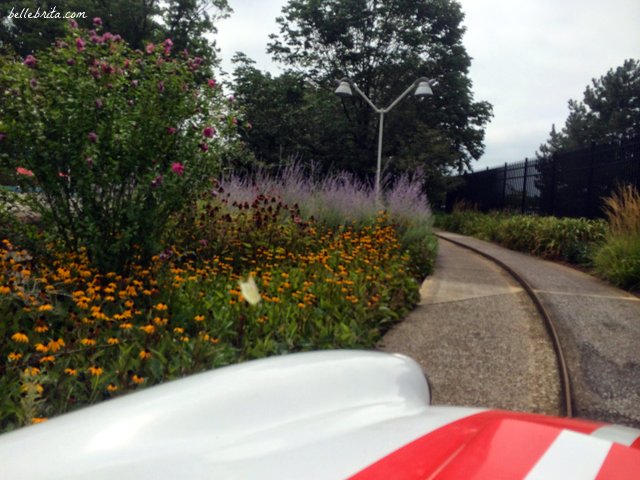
[538,59,640,154]
[267,0,492,178]
[231,53,355,171]
[0,0,231,68]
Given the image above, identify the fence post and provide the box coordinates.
[501,162,508,209]
[521,157,529,214]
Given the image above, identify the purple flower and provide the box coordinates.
[0,133,6,142]
[102,32,114,42]
[69,19,78,29]
[145,43,155,55]
[171,162,184,176]
[207,79,216,89]
[23,55,37,67]
[131,79,139,88]
[203,126,215,138]
[166,127,177,135]
[29,78,38,88]
[157,81,165,92]
[93,17,102,26]
[88,132,98,143]
[67,58,75,66]
[199,143,209,153]
[76,37,85,52]
[86,156,94,166]
[95,98,104,109]
[128,99,134,107]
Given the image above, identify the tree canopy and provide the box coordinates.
[266,0,492,178]
[538,58,640,156]
[0,0,231,69]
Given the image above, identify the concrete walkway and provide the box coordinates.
[382,231,640,428]
[379,238,562,416]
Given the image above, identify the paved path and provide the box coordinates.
[379,238,562,416]
[434,232,640,428]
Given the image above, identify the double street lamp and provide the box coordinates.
[335,77,435,203]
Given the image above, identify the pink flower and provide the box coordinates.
[69,19,78,29]
[67,58,75,66]
[29,78,37,88]
[207,79,216,89]
[145,43,155,54]
[23,55,37,67]
[86,157,94,166]
[58,172,69,178]
[88,132,98,143]
[171,162,184,176]
[203,126,215,138]
[16,167,34,177]
[95,98,104,109]
[76,37,85,52]
[0,133,6,141]
[158,81,165,92]
[163,38,173,56]
[151,175,163,188]
[166,127,177,135]
[199,143,209,152]
[93,17,102,26]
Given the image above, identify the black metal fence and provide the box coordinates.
[446,137,640,218]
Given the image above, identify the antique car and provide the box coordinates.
[1,350,638,479]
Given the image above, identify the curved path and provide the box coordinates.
[434,231,640,428]
[381,231,640,428]
[379,238,563,416]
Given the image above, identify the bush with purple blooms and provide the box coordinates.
[0,21,243,273]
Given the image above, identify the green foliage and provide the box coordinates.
[593,185,640,290]
[0,25,241,273]
[538,59,640,155]
[436,210,608,264]
[232,0,493,178]
[0,1,231,68]
[1,204,420,430]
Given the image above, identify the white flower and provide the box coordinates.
[239,276,261,305]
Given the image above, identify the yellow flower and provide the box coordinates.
[80,338,97,346]
[38,304,54,312]
[11,332,29,343]
[107,337,120,345]
[107,384,119,392]
[88,366,103,377]
[34,324,49,333]
[238,276,261,305]
[35,343,49,353]
[139,349,152,360]
[173,327,184,334]
[194,314,205,322]
[132,374,145,385]
[47,338,65,352]
[31,417,48,424]
[64,368,78,376]
[24,367,40,376]
[154,303,168,311]
[139,324,155,335]
[39,355,55,364]
[8,352,23,361]
[119,322,133,330]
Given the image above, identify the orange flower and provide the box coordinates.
[11,332,29,343]
[31,417,48,424]
[47,338,65,352]
[39,355,55,364]
[139,324,155,335]
[132,374,145,385]
[107,337,120,345]
[194,314,205,322]
[107,384,119,392]
[38,304,54,312]
[80,338,97,346]
[64,368,78,376]
[7,352,23,361]
[139,349,152,360]
[88,366,103,377]
[154,303,168,311]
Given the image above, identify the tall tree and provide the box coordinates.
[267,0,492,177]
[538,59,640,155]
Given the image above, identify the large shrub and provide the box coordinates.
[0,21,242,272]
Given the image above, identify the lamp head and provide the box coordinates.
[334,78,353,98]
[414,77,433,98]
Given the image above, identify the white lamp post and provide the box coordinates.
[335,77,435,204]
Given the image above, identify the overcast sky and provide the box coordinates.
[216,0,640,170]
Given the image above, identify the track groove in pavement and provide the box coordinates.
[379,239,563,416]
